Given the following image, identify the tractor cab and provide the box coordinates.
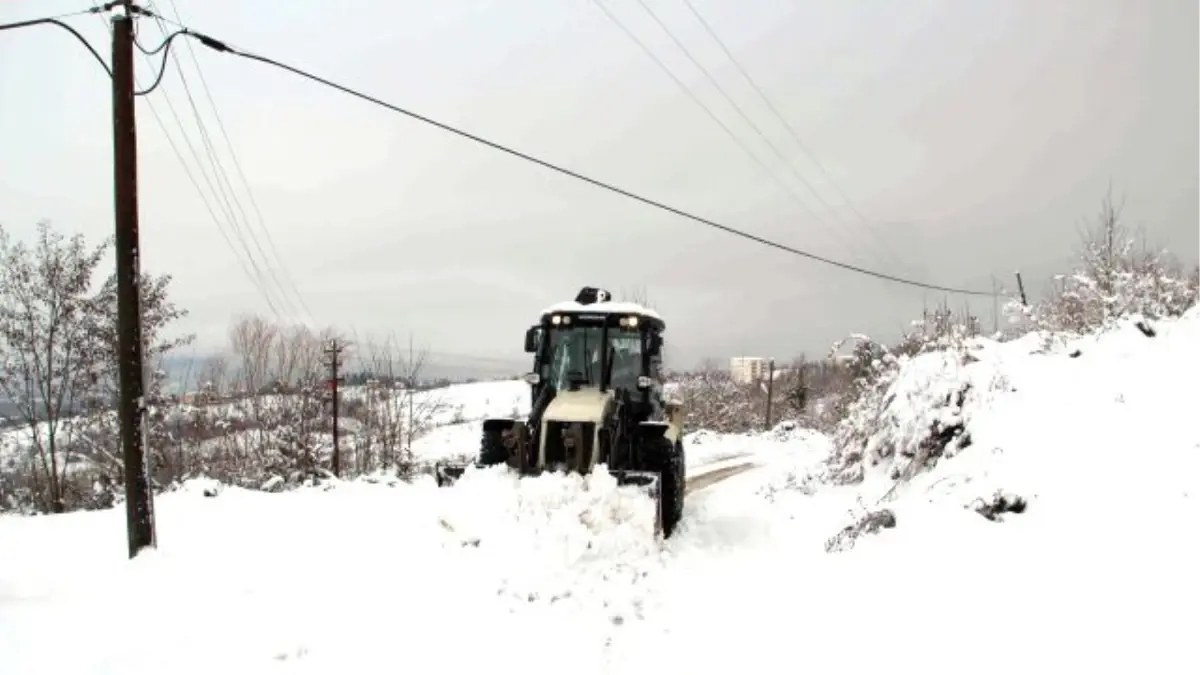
[521,286,665,405]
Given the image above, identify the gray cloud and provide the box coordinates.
[2,0,1195,371]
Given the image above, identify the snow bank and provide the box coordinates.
[831,309,1200,501]
[0,466,671,674]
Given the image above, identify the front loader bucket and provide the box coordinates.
[434,462,470,487]
[610,469,663,538]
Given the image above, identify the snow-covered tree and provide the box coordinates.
[1011,191,1198,334]
[0,221,190,512]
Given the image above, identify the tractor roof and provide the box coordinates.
[540,300,664,326]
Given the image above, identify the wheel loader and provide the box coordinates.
[434,286,687,538]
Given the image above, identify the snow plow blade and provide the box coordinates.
[610,469,664,537]
[432,462,664,536]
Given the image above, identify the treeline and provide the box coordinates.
[0,222,445,514]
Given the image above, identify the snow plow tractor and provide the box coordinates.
[434,286,687,538]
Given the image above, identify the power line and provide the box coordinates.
[0,11,169,97]
[622,0,910,273]
[178,28,993,297]
[89,3,309,322]
[141,15,304,323]
[0,13,111,76]
[588,0,862,266]
[678,0,892,243]
[144,0,316,327]
[4,9,992,298]
[88,6,289,319]
[154,0,317,327]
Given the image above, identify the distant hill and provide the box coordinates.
[158,353,526,393]
[0,353,527,422]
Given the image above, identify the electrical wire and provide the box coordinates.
[140,11,303,322]
[678,0,893,250]
[149,0,317,327]
[4,7,994,298]
[0,15,111,77]
[129,29,183,95]
[180,28,994,296]
[5,6,312,323]
[589,0,862,264]
[133,28,170,54]
[89,5,288,319]
[623,0,911,274]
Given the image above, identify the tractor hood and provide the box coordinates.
[541,387,613,424]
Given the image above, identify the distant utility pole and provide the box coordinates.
[113,4,155,559]
[764,358,776,431]
[990,275,1000,333]
[325,339,345,477]
[406,333,414,451]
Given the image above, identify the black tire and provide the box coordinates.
[477,428,508,467]
[644,435,685,538]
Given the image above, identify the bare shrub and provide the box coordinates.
[1009,190,1198,335]
[194,318,344,487]
[0,221,190,513]
[825,507,897,553]
[671,367,764,433]
[350,333,446,477]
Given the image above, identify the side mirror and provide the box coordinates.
[524,326,541,353]
[521,372,541,386]
[647,333,663,356]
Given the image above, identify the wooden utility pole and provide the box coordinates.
[1014,271,1028,306]
[990,275,1000,333]
[406,333,414,451]
[325,339,344,477]
[764,358,776,431]
[113,5,155,559]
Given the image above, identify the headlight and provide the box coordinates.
[551,315,562,325]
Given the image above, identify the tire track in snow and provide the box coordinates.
[685,461,759,496]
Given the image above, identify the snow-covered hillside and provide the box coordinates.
[1,310,1197,673]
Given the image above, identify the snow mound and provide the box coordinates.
[833,346,1009,483]
[0,462,674,673]
[173,475,225,497]
[437,465,664,618]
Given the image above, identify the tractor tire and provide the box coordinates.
[478,428,508,467]
[644,435,685,538]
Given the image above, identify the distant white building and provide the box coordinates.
[729,356,770,384]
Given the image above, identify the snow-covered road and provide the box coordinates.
[0,432,828,675]
[3,309,1199,674]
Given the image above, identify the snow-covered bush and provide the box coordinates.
[820,301,995,485]
[824,193,1196,489]
[671,369,766,433]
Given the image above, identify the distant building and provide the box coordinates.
[729,356,770,384]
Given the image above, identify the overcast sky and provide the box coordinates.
[1,0,1196,373]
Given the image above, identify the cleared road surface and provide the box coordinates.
[684,461,758,496]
